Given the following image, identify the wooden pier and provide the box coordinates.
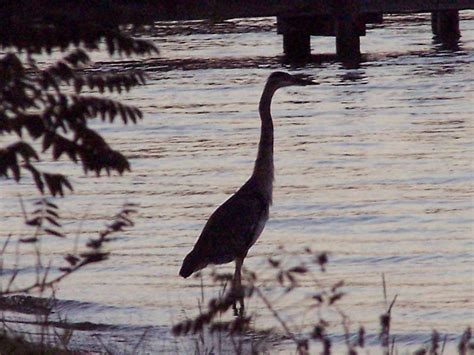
[14,0,472,61]
[276,0,472,60]
[146,0,474,61]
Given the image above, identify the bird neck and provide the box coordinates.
[252,83,276,202]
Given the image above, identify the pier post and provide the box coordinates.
[334,0,362,60]
[277,16,312,61]
[283,30,311,60]
[431,12,439,35]
[431,10,460,40]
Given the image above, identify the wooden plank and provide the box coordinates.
[114,0,474,21]
[162,0,474,20]
[22,0,474,21]
[363,0,474,14]
[278,15,337,37]
[24,0,469,22]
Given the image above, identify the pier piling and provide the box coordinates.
[283,30,311,60]
[432,10,461,40]
[278,16,313,61]
[334,0,362,60]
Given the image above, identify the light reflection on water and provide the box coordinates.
[1,12,473,352]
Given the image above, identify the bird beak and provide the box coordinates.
[293,75,318,86]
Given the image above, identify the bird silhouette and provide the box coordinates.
[179,72,316,311]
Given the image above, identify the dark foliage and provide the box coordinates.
[0,1,158,196]
[1,200,137,296]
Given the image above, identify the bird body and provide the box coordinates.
[179,177,270,278]
[179,72,315,283]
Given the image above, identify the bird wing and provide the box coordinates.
[193,190,269,264]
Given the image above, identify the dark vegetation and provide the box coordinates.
[172,249,473,355]
[0,0,156,287]
[0,331,71,355]
[0,1,157,194]
[0,202,138,353]
[0,1,156,352]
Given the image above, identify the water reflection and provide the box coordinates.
[432,36,462,52]
[338,69,368,84]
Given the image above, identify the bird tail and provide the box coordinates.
[179,249,207,278]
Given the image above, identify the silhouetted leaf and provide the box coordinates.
[63,49,90,67]
[20,237,39,243]
[1,5,153,196]
[18,114,45,139]
[26,217,42,226]
[45,216,61,227]
[8,142,39,162]
[25,163,45,193]
[329,292,345,305]
[277,271,284,285]
[312,293,323,303]
[45,208,60,218]
[43,173,72,197]
[43,228,65,238]
[45,200,58,209]
[65,254,80,266]
[80,252,109,264]
[288,266,308,274]
[42,132,55,152]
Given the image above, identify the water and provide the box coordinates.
[1,13,473,353]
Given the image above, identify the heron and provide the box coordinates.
[179,72,316,311]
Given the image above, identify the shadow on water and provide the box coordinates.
[133,18,276,37]
[92,38,470,75]
[338,70,367,84]
[281,53,363,69]
[90,51,419,74]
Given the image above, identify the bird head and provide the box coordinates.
[266,71,317,90]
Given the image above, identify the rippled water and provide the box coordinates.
[1,13,473,353]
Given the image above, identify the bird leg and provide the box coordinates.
[232,256,245,317]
